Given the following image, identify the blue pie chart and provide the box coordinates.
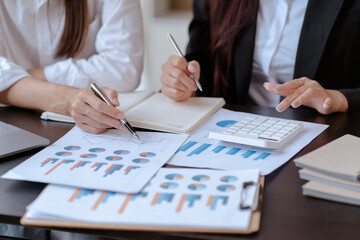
[80,153,97,158]
[139,152,156,157]
[165,173,183,181]
[192,175,211,182]
[216,120,237,128]
[55,151,72,156]
[188,183,206,191]
[105,156,123,161]
[220,176,238,183]
[114,150,130,155]
[217,184,237,192]
[160,182,179,189]
[132,158,150,164]
[89,148,106,153]
[64,146,81,151]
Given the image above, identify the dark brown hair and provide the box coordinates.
[55,0,89,59]
[209,0,258,96]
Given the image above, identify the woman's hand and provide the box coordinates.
[160,56,200,102]
[70,87,128,134]
[263,77,348,114]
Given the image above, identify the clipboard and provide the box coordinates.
[21,176,264,234]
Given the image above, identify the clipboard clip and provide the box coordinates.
[239,181,262,211]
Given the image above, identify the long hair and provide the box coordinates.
[55,0,89,58]
[209,0,258,96]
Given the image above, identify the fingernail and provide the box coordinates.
[324,103,329,108]
[263,82,268,87]
[190,63,196,70]
[291,101,299,108]
[193,86,198,91]
[274,87,281,92]
[276,105,283,111]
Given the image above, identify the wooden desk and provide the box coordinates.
[1,105,360,239]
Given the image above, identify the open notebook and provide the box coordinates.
[41,91,225,134]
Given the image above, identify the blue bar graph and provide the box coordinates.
[212,145,227,153]
[254,152,271,160]
[131,192,148,201]
[242,150,256,158]
[75,189,95,200]
[226,147,241,155]
[187,143,212,157]
[104,164,123,177]
[101,191,116,204]
[152,193,174,205]
[177,141,197,153]
[209,196,228,210]
[41,158,59,167]
[185,194,201,208]
[92,162,108,172]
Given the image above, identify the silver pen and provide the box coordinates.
[89,83,140,140]
[167,34,203,92]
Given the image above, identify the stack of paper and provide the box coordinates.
[294,134,360,206]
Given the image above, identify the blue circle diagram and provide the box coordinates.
[139,152,156,157]
[165,173,183,181]
[217,184,236,192]
[192,175,211,182]
[64,146,81,151]
[160,182,179,189]
[220,176,238,183]
[188,183,206,191]
[216,120,237,128]
[114,150,130,155]
[80,153,97,159]
[89,148,106,153]
[105,156,123,161]
[132,158,150,164]
[55,151,72,156]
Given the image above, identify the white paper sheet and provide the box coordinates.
[2,127,188,193]
[25,168,259,231]
[168,109,328,175]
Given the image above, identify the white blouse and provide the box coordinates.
[0,0,143,92]
[249,0,308,107]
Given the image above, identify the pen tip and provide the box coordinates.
[135,133,140,140]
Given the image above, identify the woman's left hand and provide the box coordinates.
[263,77,348,114]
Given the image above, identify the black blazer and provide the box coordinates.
[186,0,360,111]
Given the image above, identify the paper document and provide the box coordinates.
[168,109,328,175]
[2,127,188,193]
[23,168,259,231]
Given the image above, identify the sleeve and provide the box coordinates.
[185,0,213,97]
[339,89,360,112]
[0,57,31,92]
[44,0,144,92]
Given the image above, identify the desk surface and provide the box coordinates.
[1,105,360,239]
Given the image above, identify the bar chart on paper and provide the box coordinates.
[25,168,260,230]
[2,127,188,193]
[169,108,328,175]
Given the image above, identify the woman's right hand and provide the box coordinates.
[160,56,200,102]
[70,87,128,134]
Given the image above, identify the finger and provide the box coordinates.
[161,84,191,102]
[275,88,306,112]
[290,88,315,109]
[102,87,120,107]
[74,111,112,129]
[169,67,196,91]
[323,97,331,110]
[187,60,200,80]
[76,122,107,134]
[169,55,188,71]
[80,89,125,120]
[76,90,125,130]
[274,78,306,93]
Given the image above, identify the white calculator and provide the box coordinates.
[208,116,303,149]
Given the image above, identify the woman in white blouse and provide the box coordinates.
[0,0,143,134]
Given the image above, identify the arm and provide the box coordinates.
[0,77,127,134]
[42,0,144,92]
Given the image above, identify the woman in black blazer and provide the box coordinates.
[160,0,360,114]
